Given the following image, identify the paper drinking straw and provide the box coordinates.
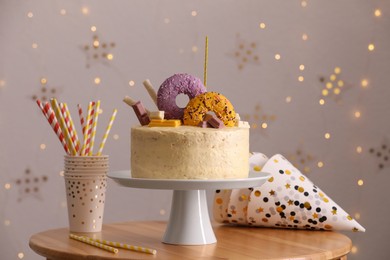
[84,101,96,156]
[77,104,86,136]
[50,98,77,155]
[69,234,118,254]
[88,100,100,156]
[142,79,158,106]
[60,103,80,153]
[81,101,94,155]
[204,36,208,86]
[65,103,81,152]
[96,109,117,156]
[36,100,70,154]
[87,237,157,255]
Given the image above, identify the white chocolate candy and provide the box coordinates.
[124,96,150,114]
[149,111,165,120]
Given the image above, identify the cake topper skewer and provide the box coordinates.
[204,36,209,87]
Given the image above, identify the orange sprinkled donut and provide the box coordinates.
[183,92,236,127]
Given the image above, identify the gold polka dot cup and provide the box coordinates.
[64,155,109,233]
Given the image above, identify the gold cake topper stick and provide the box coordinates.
[204,36,208,87]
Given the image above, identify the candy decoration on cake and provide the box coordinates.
[131,101,150,126]
[183,92,236,127]
[148,119,181,127]
[142,79,158,106]
[123,37,249,128]
[156,73,207,120]
[214,153,365,232]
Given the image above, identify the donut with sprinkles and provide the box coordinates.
[183,92,236,127]
[157,73,206,120]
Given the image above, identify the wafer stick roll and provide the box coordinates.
[50,98,77,155]
[96,109,117,156]
[123,96,150,114]
[142,79,158,106]
[36,100,70,154]
[88,237,157,255]
[69,234,118,254]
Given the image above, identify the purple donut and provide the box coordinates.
[157,73,206,120]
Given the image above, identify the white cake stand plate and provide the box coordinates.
[108,171,269,245]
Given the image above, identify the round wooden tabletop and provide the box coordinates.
[29,221,352,260]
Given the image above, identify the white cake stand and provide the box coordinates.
[108,171,269,245]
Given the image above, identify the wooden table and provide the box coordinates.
[29,221,352,260]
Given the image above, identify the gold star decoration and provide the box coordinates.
[318,67,352,104]
[368,138,390,171]
[286,147,316,174]
[14,168,48,202]
[228,34,260,70]
[242,104,276,136]
[83,34,116,68]
[31,78,59,102]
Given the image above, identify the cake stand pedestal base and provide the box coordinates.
[108,171,269,246]
[163,190,216,245]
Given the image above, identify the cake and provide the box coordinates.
[131,125,249,179]
[125,73,250,180]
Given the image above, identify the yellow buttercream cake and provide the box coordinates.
[131,125,249,179]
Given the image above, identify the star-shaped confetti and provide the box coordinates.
[318,67,353,104]
[14,168,48,202]
[242,104,276,136]
[31,78,58,102]
[369,138,390,170]
[228,34,260,70]
[83,34,116,68]
[285,147,316,174]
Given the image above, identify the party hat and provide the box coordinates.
[214,153,365,232]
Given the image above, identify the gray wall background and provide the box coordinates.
[1,1,389,259]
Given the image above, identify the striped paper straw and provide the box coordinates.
[84,102,96,156]
[77,104,86,137]
[69,234,118,254]
[60,103,80,153]
[88,100,100,156]
[96,109,117,156]
[81,101,94,155]
[50,98,77,155]
[87,237,157,255]
[36,100,70,154]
